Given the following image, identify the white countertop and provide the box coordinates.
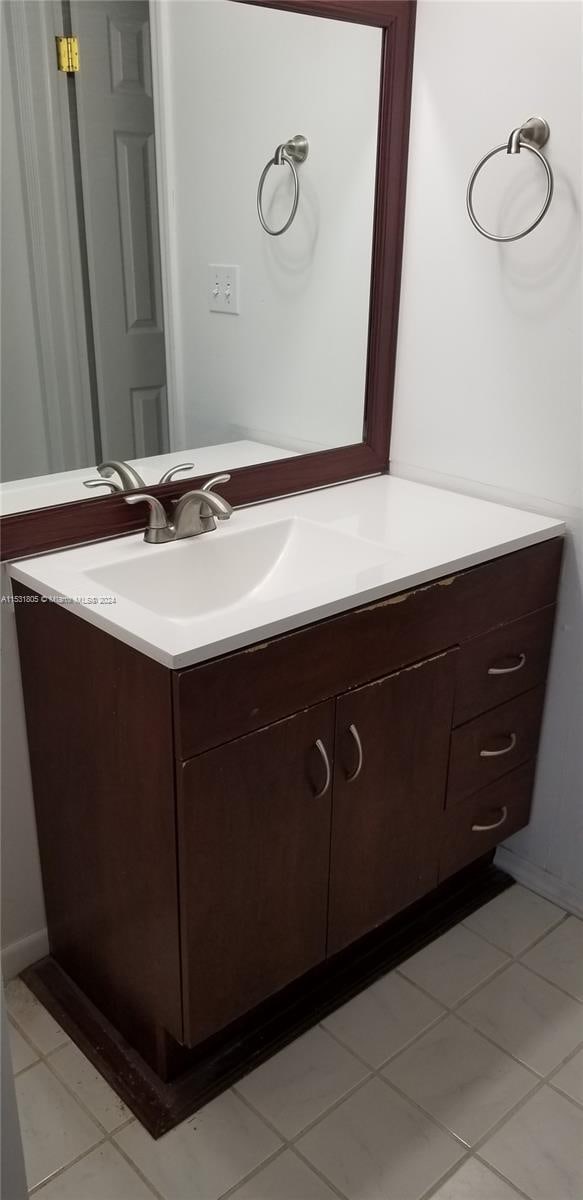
[9,476,564,670]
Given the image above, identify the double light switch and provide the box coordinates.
[208,264,240,314]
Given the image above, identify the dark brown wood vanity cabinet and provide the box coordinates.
[14,537,562,1109]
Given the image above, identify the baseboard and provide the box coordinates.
[495,849,583,918]
[1,928,49,980]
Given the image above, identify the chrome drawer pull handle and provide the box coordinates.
[312,739,331,799]
[488,652,526,676]
[345,723,363,783]
[472,805,508,832]
[480,732,517,758]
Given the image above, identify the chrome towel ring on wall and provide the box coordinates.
[466,116,553,242]
[257,134,309,236]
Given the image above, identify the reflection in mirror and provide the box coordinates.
[1,0,382,515]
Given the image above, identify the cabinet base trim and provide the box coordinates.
[22,855,512,1138]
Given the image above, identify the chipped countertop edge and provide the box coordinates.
[8,476,565,670]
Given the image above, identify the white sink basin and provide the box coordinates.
[86,517,392,620]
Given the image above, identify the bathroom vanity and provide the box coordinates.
[10,477,563,1134]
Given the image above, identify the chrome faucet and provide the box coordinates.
[173,476,232,539]
[83,460,195,494]
[125,474,232,544]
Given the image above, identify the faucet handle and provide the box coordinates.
[98,461,147,490]
[125,494,174,544]
[201,473,231,493]
[83,478,123,494]
[158,462,195,485]
[200,474,232,520]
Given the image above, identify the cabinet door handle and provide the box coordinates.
[488,652,526,675]
[312,739,331,799]
[480,732,517,758]
[345,723,363,783]
[472,805,508,832]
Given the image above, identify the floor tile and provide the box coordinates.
[480,1085,583,1200]
[15,1061,102,1190]
[398,925,509,1007]
[5,979,68,1055]
[230,1149,338,1200]
[235,1025,368,1138]
[115,1090,281,1200]
[458,962,583,1076]
[8,1019,38,1073]
[522,916,583,1000]
[550,1047,583,1106]
[297,1076,464,1200]
[322,971,444,1068]
[33,1143,156,1200]
[383,1013,536,1146]
[48,1041,131,1132]
[464,885,565,956]
[429,1157,522,1199]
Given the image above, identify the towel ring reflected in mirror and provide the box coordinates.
[466,116,554,243]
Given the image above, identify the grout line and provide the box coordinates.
[27,1136,109,1196]
[545,1039,583,1079]
[418,1153,474,1200]
[450,1005,546,1079]
[11,1057,42,1081]
[515,955,583,1005]
[546,1077,583,1112]
[110,1133,179,1200]
[460,906,569,960]
[422,1152,531,1200]
[321,1009,450,1075]
[385,968,451,1012]
[230,1085,295,1144]
[7,1020,69,1063]
[233,1066,375,1148]
[396,953,515,1012]
[39,1045,123,1141]
[7,1018,43,1071]
[290,1143,352,1200]
[374,1070,473,1149]
[468,1158,532,1200]
[212,1146,291,1200]
[463,1076,549,1154]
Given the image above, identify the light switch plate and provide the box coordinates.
[208,264,240,314]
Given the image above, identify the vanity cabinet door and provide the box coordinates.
[328,651,457,956]
[178,702,335,1047]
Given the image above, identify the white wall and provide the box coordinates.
[391,0,583,910]
[156,0,380,452]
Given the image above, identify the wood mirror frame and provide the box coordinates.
[1,0,416,562]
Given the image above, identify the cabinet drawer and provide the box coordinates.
[447,687,545,806]
[439,762,535,881]
[454,607,555,726]
[174,539,562,759]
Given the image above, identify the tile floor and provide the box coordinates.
[6,884,583,1200]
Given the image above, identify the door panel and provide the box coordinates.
[178,702,334,1047]
[328,651,457,955]
[72,1,167,459]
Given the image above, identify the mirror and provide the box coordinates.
[0,0,415,556]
